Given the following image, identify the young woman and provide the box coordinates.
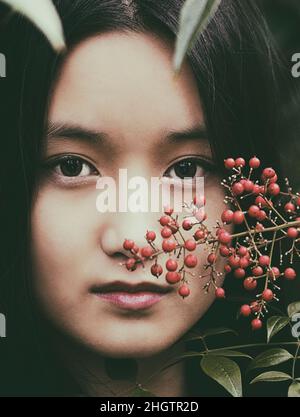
[0,0,293,396]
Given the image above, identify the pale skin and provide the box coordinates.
[30,31,231,396]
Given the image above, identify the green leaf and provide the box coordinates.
[248,349,293,371]
[208,350,252,360]
[287,301,300,318]
[200,355,242,397]
[267,316,290,343]
[131,385,156,397]
[250,372,292,384]
[1,0,65,51]
[288,381,300,397]
[173,0,221,72]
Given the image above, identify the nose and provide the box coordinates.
[100,210,160,260]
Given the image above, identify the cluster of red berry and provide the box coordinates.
[122,156,300,330]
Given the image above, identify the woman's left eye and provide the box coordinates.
[164,158,212,180]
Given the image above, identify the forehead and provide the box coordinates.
[48,31,204,145]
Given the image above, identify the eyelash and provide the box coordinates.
[42,154,214,185]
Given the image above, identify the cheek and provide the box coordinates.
[30,186,100,300]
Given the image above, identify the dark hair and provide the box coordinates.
[0,0,292,396]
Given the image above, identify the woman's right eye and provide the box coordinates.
[54,156,98,177]
[43,155,100,183]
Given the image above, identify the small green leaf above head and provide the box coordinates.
[173,0,221,73]
[200,355,243,397]
[1,0,65,51]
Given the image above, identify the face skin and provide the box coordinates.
[31,31,229,395]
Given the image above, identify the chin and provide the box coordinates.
[74,330,179,359]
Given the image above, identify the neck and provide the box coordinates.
[53,336,188,397]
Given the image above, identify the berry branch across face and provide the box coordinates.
[122,156,300,330]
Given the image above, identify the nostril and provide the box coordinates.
[111,251,128,263]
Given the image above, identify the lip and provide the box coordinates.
[90,280,172,310]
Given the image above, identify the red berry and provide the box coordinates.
[161,226,172,238]
[207,253,217,264]
[252,184,261,195]
[228,255,241,269]
[182,219,193,230]
[240,304,252,317]
[194,209,206,222]
[141,246,153,258]
[220,245,231,257]
[244,180,254,193]
[151,264,163,277]
[162,239,176,252]
[262,289,274,302]
[234,268,246,279]
[287,228,298,239]
[178,284,190,298]
[184,254,198,268]
[123,239,135,251]
[218,231,232,244]
[185,239,197,251]
[224,158,235,169]
[194,229,205,241]
[235,157,246,168]
[268,267,280,279]
[251,318,263,330]
[249,157,260,169]
[233,210,245,225]
[268,183,280,196]
[239,257,250,269]
[232,182,244,196]
[159,215,171,226]
[284,202,295,213]
[193,195,206,207]
[221,209,234,224]
[166,259,178,272]
[238,246,248,257]
[132,244,139,253]
[146,231,156,242]
[166,271,181,284]
[250,301,261,313]
[259,255,270,267]
[269,174,278,184]
[248,205,260,218]
[125,258,136,271]
[215,287,225,298]
[262,167,276,179]
[256,210,267,222]
[224,264,232,273]
[244,277,257,291]
[255,196,268,207]
[164,205,174,215]
[252,266,263,276]
[255,223,265,232]
[284,268,296,280]
[296,197,300,207]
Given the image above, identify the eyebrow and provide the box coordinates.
[46,122,208,145]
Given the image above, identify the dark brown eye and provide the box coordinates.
[60,157,84,177]
[164,158,210,180]
[174,159,198,179]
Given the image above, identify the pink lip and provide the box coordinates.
[94,291,164,310]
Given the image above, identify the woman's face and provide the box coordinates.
[31,32,228,358]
